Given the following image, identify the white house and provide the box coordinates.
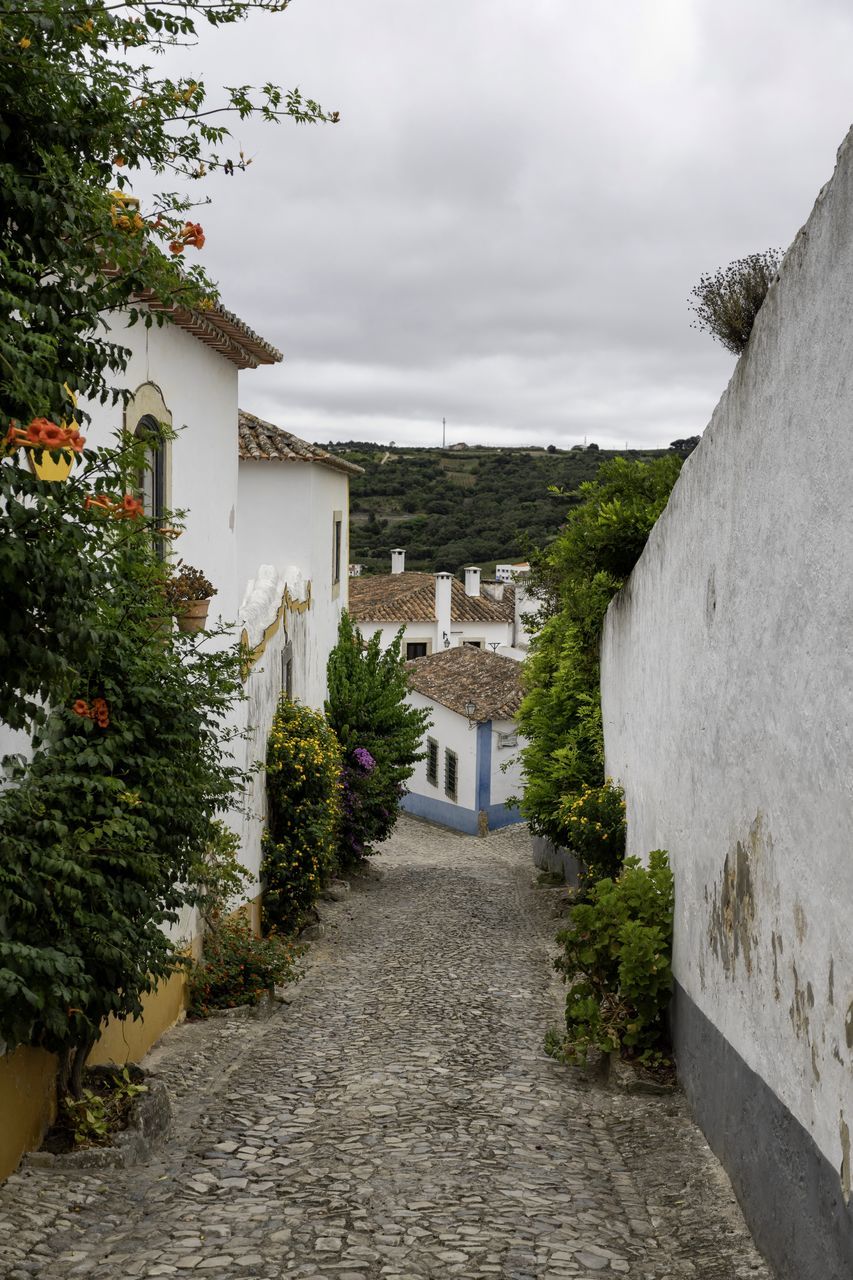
[349,549,518,658]
[236,409,363,892]
[402,646,526,835]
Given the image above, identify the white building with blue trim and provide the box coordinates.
[401,646,526,835]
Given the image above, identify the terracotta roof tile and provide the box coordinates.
[349,573,514,624]
[238,410,364,476]
[406,646,523,721]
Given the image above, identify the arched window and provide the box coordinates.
[135,413,166,525]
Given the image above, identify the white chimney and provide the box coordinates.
[391,548,406,575]
[464,566,481,598]
[435,573,452,648]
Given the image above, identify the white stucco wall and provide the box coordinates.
[600,131,853,1185]
[405,695,477,813]
[85,315,241,627]
[489,719,526,808]
[366,619,514,655]
[238,460,349,710]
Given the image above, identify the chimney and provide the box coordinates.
[391,548,406,575]
[435,573,452,648]
[464,566,481,598]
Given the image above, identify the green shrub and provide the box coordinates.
[556,780,626,881]
[325,612,429,867]
[689,249,782,355]
[187,915,297,1016]
[555,851,674,1060]
[261,698,343,932]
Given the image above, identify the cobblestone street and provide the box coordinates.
[0,818,773,1279]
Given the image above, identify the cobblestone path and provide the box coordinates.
[0,818,773,1280]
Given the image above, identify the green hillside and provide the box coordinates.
[323,443,675,575]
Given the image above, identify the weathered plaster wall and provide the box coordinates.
[402,695,478,831]
[600,129,853,1277]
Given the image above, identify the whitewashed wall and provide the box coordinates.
[489,719,525,808]
[404,695,476,814]
[367,619,513,654]
[600,129,853,1278]
[238,460,349,710]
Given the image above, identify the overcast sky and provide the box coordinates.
[163,0,853,449]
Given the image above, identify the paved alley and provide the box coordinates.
[0,818,773,1279]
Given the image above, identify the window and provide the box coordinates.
[463,639,483,649]
[281,639,293,700]
[407,641,428,660]
[332,511,343,587]
[135,414,167,559]
[444,748,458,802]
[426,737,439,786]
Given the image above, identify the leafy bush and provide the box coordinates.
[518,456,682,846]
[556,781,626,881]
[0,435,247,1099]
[56,1066,147,1150]
[689,249,782,354]
[326,613,430,867]
[191,820,251,928]
[187,915,297,1016]
[555,851,674,1060]
[262,698,342,932]
[516,617,603,845]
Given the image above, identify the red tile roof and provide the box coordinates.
[406,646,523,721]
[349,572,514,625]
[238,410,364,476]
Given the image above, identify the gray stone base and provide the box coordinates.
[530,834,581,886]
[673,981,853,1280]
[24,1080,171,1171]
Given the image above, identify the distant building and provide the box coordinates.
[403,647,526,834]
[349,563,364,577]
[348,549,519,658]
[495,561,530,583]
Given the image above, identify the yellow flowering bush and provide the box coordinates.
[556,780,626,881]
[262,698,343,933]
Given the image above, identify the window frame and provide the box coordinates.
[444,747,458,802]
[426,737,439,786]
[332,509,343,595]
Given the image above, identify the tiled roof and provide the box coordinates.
[406,646,523,721]
[133,292,283,370]
[349,573,514,624]
[238,410,364,476]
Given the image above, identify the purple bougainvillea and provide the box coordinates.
[352,747,376,773]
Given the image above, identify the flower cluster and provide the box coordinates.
[4,417,85,454]
[169,221,205,255]
[557,779,627,882]
[72,696,110,728]
[83,492,143,519]
[352,746,376,773]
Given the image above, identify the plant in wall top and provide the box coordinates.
[164,560,216,633]
[689,249,783,355]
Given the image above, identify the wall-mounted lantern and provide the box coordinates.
[465,700,477,729]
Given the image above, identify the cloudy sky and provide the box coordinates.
[164,0,853,449]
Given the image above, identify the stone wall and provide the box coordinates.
[600,128,853,1279]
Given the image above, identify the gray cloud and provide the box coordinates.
[159,0,853,447]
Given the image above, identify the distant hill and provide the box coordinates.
[322,443,673,575]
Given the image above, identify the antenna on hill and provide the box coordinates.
[442,416,446,448]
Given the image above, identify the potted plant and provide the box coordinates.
[164,561,216,634]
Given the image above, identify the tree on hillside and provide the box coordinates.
[325,613,429,867]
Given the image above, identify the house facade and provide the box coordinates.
[236,409,362,896]
[349,550,518,658]
[402,646,526,835]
